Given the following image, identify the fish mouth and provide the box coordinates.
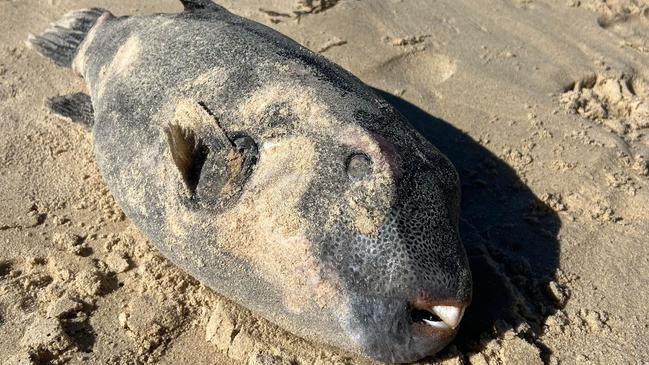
[342,295,470,363]
[409,294,469,336]
[410,304,466,330]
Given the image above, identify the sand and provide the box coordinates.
[1,0,648,364]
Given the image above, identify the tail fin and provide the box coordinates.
[26,8,108,68]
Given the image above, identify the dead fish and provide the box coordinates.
[27,1,472,363]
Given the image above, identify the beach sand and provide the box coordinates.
[1,0,648,363]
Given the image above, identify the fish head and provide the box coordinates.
[293,103,473,363]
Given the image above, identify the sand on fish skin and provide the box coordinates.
[1,0,649,364]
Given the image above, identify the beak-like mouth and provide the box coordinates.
[411,304,466,330]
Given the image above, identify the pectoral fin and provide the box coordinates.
[46,92,95,129]
[166,100,258,210]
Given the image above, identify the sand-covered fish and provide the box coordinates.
[27,1,472,362]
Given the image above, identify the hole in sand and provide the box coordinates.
[0,261,12,279]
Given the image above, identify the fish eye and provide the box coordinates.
[232,134,258,159]
[346,152,372,180]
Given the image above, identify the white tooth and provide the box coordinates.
[422,318,449,329]
[432,305,463,329]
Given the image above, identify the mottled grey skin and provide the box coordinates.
[29,1,472,363]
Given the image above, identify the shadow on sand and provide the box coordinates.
[376,89,562,358]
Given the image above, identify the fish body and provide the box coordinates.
[28,1,472,362]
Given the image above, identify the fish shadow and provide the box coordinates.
[375,89,562,358]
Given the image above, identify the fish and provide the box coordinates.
[27,1,472,362]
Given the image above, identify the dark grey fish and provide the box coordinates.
[27,1,472,363]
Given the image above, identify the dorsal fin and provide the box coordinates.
[179,0,224,11]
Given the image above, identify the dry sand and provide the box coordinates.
[1,0,649,364]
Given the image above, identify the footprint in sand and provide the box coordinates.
[372,51,457,96]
